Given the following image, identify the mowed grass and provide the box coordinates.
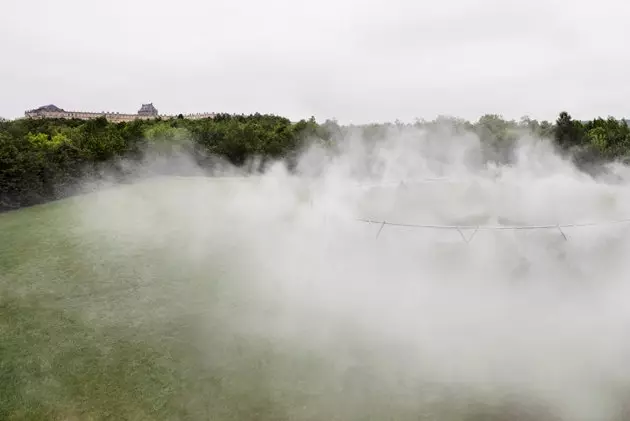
[0,178,564,420]
[0,180,406,421]
[0,181,326,421]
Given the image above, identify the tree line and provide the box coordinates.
[0,111,629,211]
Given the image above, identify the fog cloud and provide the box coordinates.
[67,125,630,420]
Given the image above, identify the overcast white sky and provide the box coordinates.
[1,0,629,123]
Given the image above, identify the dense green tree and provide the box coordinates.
[554,111,585,149]
[474,114,519,163]
[0,113,317,210]
[2,111,630,212]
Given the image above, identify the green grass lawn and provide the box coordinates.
[0,181,382,421]
[0,179,567,420]
[0,181,314,421]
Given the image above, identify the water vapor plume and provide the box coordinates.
[71,122,630,420]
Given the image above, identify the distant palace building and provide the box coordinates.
[24,103,215,122]
[137,103,159,117]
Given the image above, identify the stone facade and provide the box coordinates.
[138,103,159,116]
[24,104,215,122]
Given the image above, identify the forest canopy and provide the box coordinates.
[1,112,629,211]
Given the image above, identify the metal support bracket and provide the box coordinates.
[557,224,567,241]
[456,226,479,244]
[376,220,387,239]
